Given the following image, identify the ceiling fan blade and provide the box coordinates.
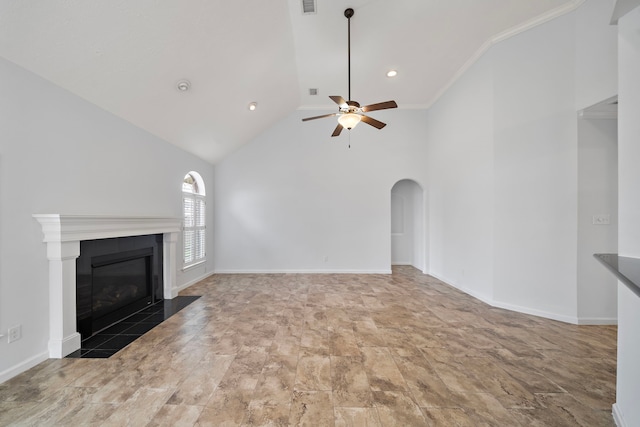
[302,113,338,122]
[331,124,344,137]
[329,96,348,109]
[361,100,398,113]
[361,115,387,129]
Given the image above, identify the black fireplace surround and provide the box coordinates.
[76,234,164,340]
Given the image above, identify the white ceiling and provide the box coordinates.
[0,0,581,164]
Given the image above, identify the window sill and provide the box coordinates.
[182,259,206,272]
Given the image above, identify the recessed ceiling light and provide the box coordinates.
[176,80,191,91]
[248,102,257,111]
[386,70,398,78]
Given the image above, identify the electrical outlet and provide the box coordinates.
[8,325,21,343]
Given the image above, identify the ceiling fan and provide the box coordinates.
[302,8,398,137]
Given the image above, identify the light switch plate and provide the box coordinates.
[592,214,610,225]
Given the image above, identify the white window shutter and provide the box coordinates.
[183,185,206,267]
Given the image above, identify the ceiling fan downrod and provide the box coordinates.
[345,8,354,102]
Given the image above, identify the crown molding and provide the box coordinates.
[427,0,586,109]
[492,0,586,45]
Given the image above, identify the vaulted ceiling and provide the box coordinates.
[0,0,581,164]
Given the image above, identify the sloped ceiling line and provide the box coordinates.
[0,0,583,164]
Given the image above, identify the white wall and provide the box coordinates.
[614,4,640,426]
[426,52,495,302]
[425,0,618,322]
[213,109,429,273]
[0,57,215,381]
[575,0,619,110]
[391,179,424,270]
[492,8,579,321]
[577,118,618,323]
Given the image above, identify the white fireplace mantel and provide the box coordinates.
[33,214,182,358]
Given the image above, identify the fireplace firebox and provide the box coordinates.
[76,234,163,339]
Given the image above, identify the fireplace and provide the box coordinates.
[33,215,181,358]
[76,235,163,339]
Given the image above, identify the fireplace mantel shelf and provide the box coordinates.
[34,214,182,358]
[33,214,181,242]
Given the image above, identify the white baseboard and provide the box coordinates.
[176,271,216,293]
[428,272,495,306]
[392,263,427,272]
[426,272,612,325]
[492,299,616,325]
[576,317,618,325]
[0,351,49,384]
[48,332,82,358]
[491,299,579,324]
[213,269,393,275]
[613,403,626,427]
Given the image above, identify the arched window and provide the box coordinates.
[182,172,206,267]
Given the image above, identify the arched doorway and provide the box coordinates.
[391,179,425,271]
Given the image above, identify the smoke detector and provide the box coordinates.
[176,80,191,92]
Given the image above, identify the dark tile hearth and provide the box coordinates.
[67,296,200,358]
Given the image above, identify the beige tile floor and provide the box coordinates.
[0,266,617,426]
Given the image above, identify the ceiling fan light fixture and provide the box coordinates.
[338,113,361,130]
